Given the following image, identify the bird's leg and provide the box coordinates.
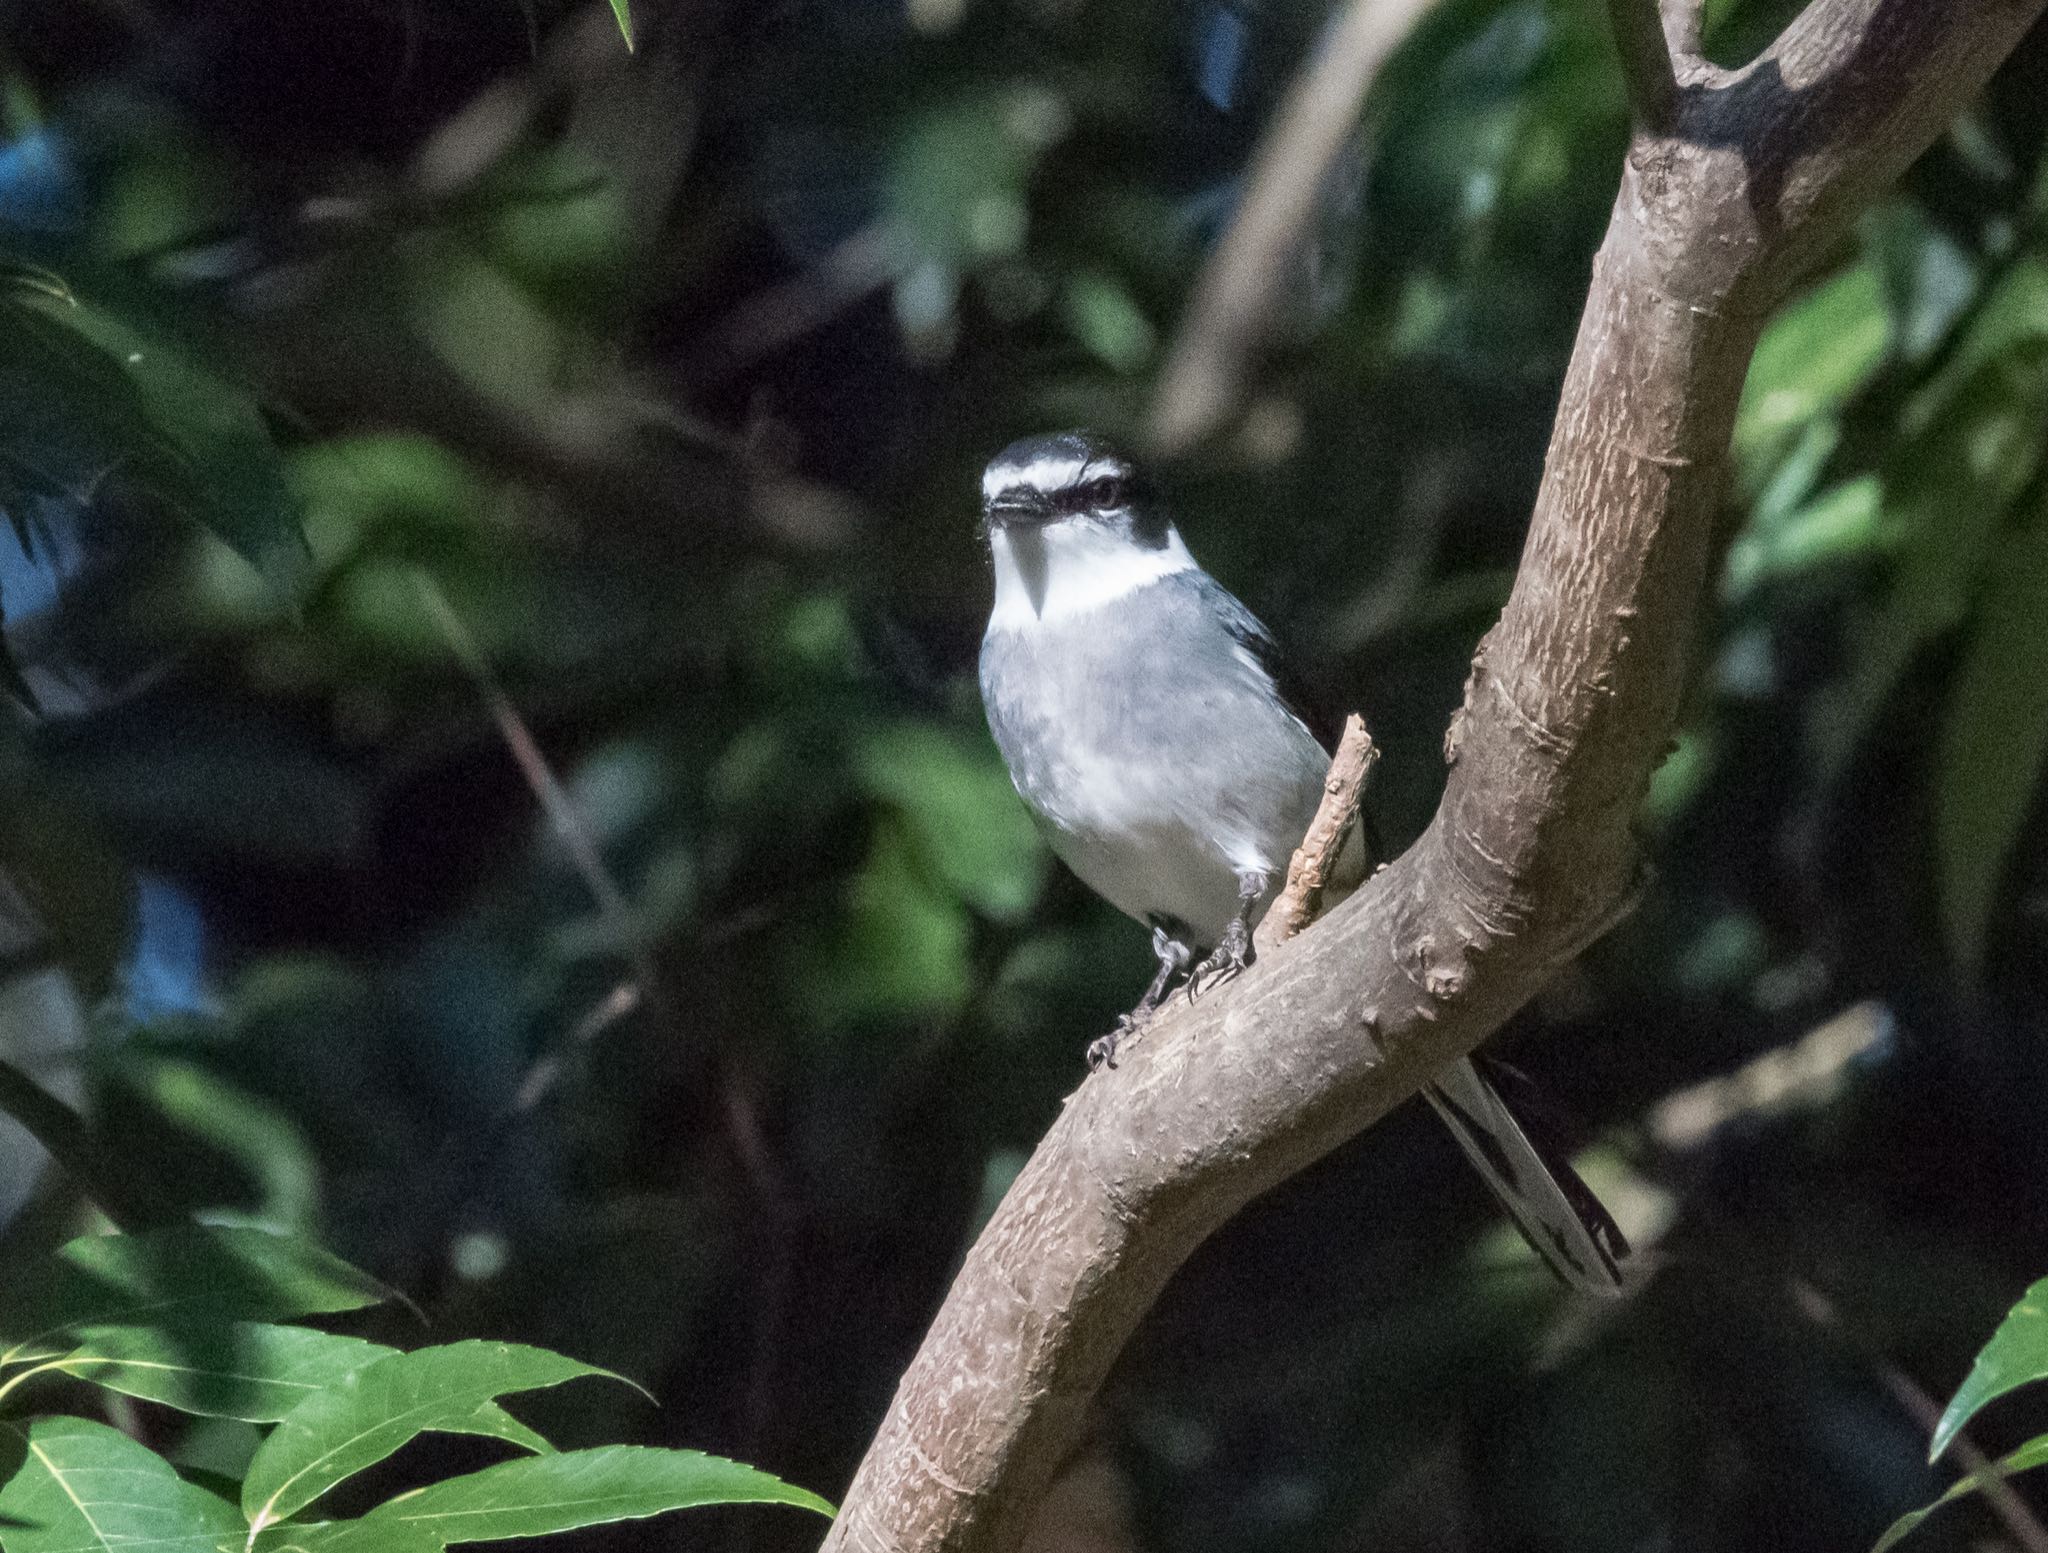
[1088,926,1191,1071]
[1188,870,1270,1000]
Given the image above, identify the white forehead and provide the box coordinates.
[981,451,1133,503]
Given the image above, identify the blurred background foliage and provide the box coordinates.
[0,0,2046,1549]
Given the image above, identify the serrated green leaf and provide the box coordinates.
[0,1414,244,1552]
[39,1322,395,1422]
[243,1340,623,1529]
[1929,1276,2048,1460]
[298,1446,832,1549]
[1936,508,2048,971]
[0,1225,393,1361]
[1873,1433,2048,1553]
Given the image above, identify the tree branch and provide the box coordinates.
[821,2,2048,1549]
[1146,0,1443,455]
[1609,0,1680,131]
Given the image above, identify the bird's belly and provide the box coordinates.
[1049,813,1246,945]
[1022,749,1306,946]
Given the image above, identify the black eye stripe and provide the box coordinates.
[1054,474,1129,510]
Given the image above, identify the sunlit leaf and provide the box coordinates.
[43,1322,394,1422]
[1873,1433,2048,1553]
[1724,475,1884,599]
[1807,320,2048,785]
[0,1414,244,1552]
[1936,506,2048,971]
[1929,1275,2048,1460]
[608,0,634,49]
[294,1446,832,1549]
[0,1225,392,1362]
[243,1340,624,1529]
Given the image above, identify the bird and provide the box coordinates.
[975,429,1630,1296]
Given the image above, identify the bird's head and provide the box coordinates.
[979,430,1167,547]
[978,431,1192,627]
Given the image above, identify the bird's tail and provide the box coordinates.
[1422,1056,1630,1297]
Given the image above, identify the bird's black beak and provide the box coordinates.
[983,496,1053,530]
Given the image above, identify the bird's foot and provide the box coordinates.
[1187,919,1254,1001]
[1087,1008,1153,1071]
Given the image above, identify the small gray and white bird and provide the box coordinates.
[976,429,1629,1296]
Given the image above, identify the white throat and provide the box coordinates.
[986,518,1198,632]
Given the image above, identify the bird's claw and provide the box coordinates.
[1087,1008,1156,1071]
[1186,922,1253,1002]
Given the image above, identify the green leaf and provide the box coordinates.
[1060,271,1157,375]
[1724,475,1885,600]
[0,289,310,596]
[0,1225,393,1361]
[243,1340,624,1529]
[853,721,1046,921]
[1734,259,1890,492]
[797,820,973,1026]
[1873,1433,2048,1553]
[0,1057,172,1231]
[0,1414,244,1552]
[1936,508,2048,971]
[1930,1276,2048,1460]
[298,1446,832,1549]
[40,1322,395,1422]
[118,1056,323,1233]
[608,0,633,48]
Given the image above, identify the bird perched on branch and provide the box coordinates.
[975,429,1629,1296]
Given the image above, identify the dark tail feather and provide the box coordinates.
[1422,1057,1630,1297]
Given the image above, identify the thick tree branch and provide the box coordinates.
[821,2,2048,1550]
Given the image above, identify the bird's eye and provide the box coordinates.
[1078,476,1126,508]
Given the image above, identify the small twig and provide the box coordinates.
[1660,0,1704,61]
[509,981,642,1114]
[413,572,659,1010]
[1255,714,1379,954]
[1147,0,1442,454]
[1608,0,1681,133]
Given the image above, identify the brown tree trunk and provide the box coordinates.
[821,2,2048,1549]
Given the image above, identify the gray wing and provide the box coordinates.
[1194,574,1385,864]
[1193,575,1341,753]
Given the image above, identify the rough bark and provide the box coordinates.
[820,2,2048,1550]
